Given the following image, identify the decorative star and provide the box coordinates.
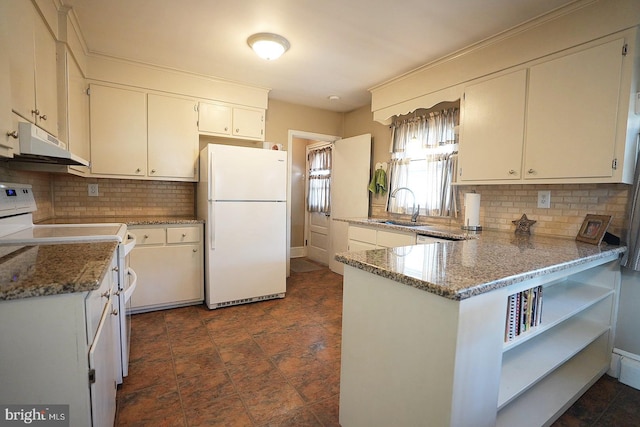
[512,214,536,235]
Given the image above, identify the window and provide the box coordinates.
[307,145,332,213]
[388,106,458,217]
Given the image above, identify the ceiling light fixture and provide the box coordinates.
[247,33,290,60]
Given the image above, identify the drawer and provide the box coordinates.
[377,230,415,248]
[167,226,201,244]
[134,228,166,245]
[348,226,377,245]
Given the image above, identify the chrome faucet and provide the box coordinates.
[390,187,420,222]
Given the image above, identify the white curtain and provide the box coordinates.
[387,107,458,217]
[307,146,332,213]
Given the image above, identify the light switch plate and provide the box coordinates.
[88,184,99,197]
[537,190,550,208]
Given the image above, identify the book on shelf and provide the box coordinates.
[504,285,543,343]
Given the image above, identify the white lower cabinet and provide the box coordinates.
[129,224,204,312]
[347,224,416,250]
[0,252,118,427]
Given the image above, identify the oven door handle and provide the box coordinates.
[124,233,137,256]
[124,268,138,303]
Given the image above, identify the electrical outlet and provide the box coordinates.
[88,184,99,197]
[537,190,550,208]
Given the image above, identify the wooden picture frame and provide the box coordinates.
[576,214,612,245]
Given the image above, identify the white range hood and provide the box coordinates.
[13,122,89,166]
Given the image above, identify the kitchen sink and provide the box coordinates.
[367,219,430,227]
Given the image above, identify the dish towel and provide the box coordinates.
[368,168,388,195]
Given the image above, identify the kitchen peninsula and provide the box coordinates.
[336,231,625,427]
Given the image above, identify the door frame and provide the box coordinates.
[287,130,340,275]
[304,140,333,265]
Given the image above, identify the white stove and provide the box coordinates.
[0,182,137,385]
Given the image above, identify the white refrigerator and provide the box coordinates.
[197,144,287,309]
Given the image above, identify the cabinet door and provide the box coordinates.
[33,14,58,135]
[198,102,232,135]
[524,39,624,180]
[90,84,147,176]
[459,70,526,181]
[376,230,416,248]
[130,244,203,310]
[7,0,37,123]
[148,94,198,180]
[0,0,15,157]
[88,296,117,427]
[66,52,90,170]
[233,107,265,140]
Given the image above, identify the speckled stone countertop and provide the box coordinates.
[337,217,477,240]
[335,230,626,300]
[36,216,203,226]
[0,241,118,301]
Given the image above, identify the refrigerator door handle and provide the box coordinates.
[210,202,215,250]
[208,150,214,201]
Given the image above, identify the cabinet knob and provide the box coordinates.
[528,169,535,174]
[39,114,47,121]
[111,308,119,316]
[235,128,240,133]
[182,233,187,237]
[144,234,149,238]
[224,127,228,131]
[136,168,141,173]
[6,131,18,139]
[151,169,156,174]
[31,109,40,116]
[112,266,119,272]
[193,248,198,252]
[101,291,110,298]
[508,169,516,175]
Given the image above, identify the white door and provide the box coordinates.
[308,212,330,264]
[329,134,372,274]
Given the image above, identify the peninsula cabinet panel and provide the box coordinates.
[148,94,199,180]
[89,84,147,176]
[458,69,527,182]
[524,38,624,180]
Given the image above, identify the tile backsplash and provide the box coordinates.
[51,175,196,219]
[373,183,631,240]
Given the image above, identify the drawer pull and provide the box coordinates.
[144,234,149,239]
[182,233,187,237]
[193,248,198,252]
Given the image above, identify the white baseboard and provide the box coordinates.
[290,246,306,258]
[612,348,640,390]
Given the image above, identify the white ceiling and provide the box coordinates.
[60,0,577,112]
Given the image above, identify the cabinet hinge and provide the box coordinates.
[612,158,618,170]
[86,87,90,96]
[459,167,463,176]
[88,369,96,384]
[194,104,198,112]
[622,44,628,56]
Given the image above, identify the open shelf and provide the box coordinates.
[503,280,614,351]
[498,293,613,408]
[497,333,610,426]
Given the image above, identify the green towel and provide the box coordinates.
[368,168,387,195]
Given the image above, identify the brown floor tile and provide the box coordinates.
[309,394,341,427]
[128,335,172,364]
[169,327,217,357]
[178,369,236,409]
[173,350,225,379]
[116,382,183,426]
[121,357,175,394]
[259,407,323,427]
[184,394,253,427]
[238,374,306,425]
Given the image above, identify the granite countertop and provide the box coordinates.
[337,217,476,240]
[335,230,626,300]
[37,216,203,226]
[0,241,118,301]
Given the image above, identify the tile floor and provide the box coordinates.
[116,260,640,426]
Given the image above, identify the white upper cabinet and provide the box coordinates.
[148,94,199,180]
[198,101,265,141]
[458,34,636,184]
[7,0,58,136]
[89,84,199,181]
[89,84,148,177]
[458,69,527,182]
[524,38,624,180]
[0,1,15,157]
[64,51,90,173]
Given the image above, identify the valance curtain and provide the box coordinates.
[387,107,458,217]
[307,146,332,213]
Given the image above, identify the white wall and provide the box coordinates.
[616,270,640,355]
